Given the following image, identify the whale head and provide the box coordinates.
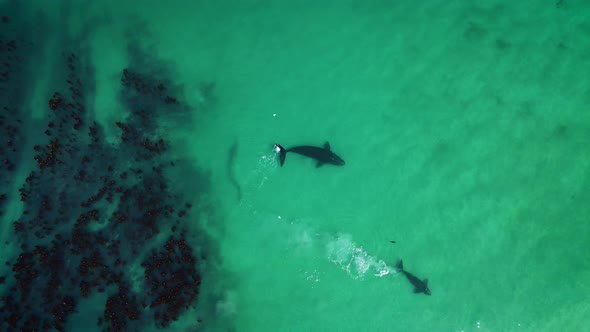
[330,154,345,165]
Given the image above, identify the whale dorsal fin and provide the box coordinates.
[316,161,325,168]
[324,142,331,150]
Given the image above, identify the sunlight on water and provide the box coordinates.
[326,233,394,280]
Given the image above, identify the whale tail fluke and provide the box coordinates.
[274,144,287,167]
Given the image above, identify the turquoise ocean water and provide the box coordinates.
[1,0,589,331]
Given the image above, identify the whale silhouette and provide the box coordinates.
[274,142,345,168]
[396,260,431,296]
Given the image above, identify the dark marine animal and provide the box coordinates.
[396,260,431,296]
[274,142,345,168]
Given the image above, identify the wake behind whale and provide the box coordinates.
[327,233,393,279]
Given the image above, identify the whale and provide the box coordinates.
[274,142,345,167]
[396,260,431,295]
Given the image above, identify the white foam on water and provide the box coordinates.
[326,233,394,280]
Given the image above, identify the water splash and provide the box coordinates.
[326,233,394,280]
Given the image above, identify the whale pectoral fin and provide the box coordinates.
[316,161,325,168]
[423,279,428,285]
[324,142,331,150]
[413,288,421,293]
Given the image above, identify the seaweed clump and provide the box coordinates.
[0,10,214,331]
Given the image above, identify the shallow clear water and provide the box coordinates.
[1,0,589,331]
